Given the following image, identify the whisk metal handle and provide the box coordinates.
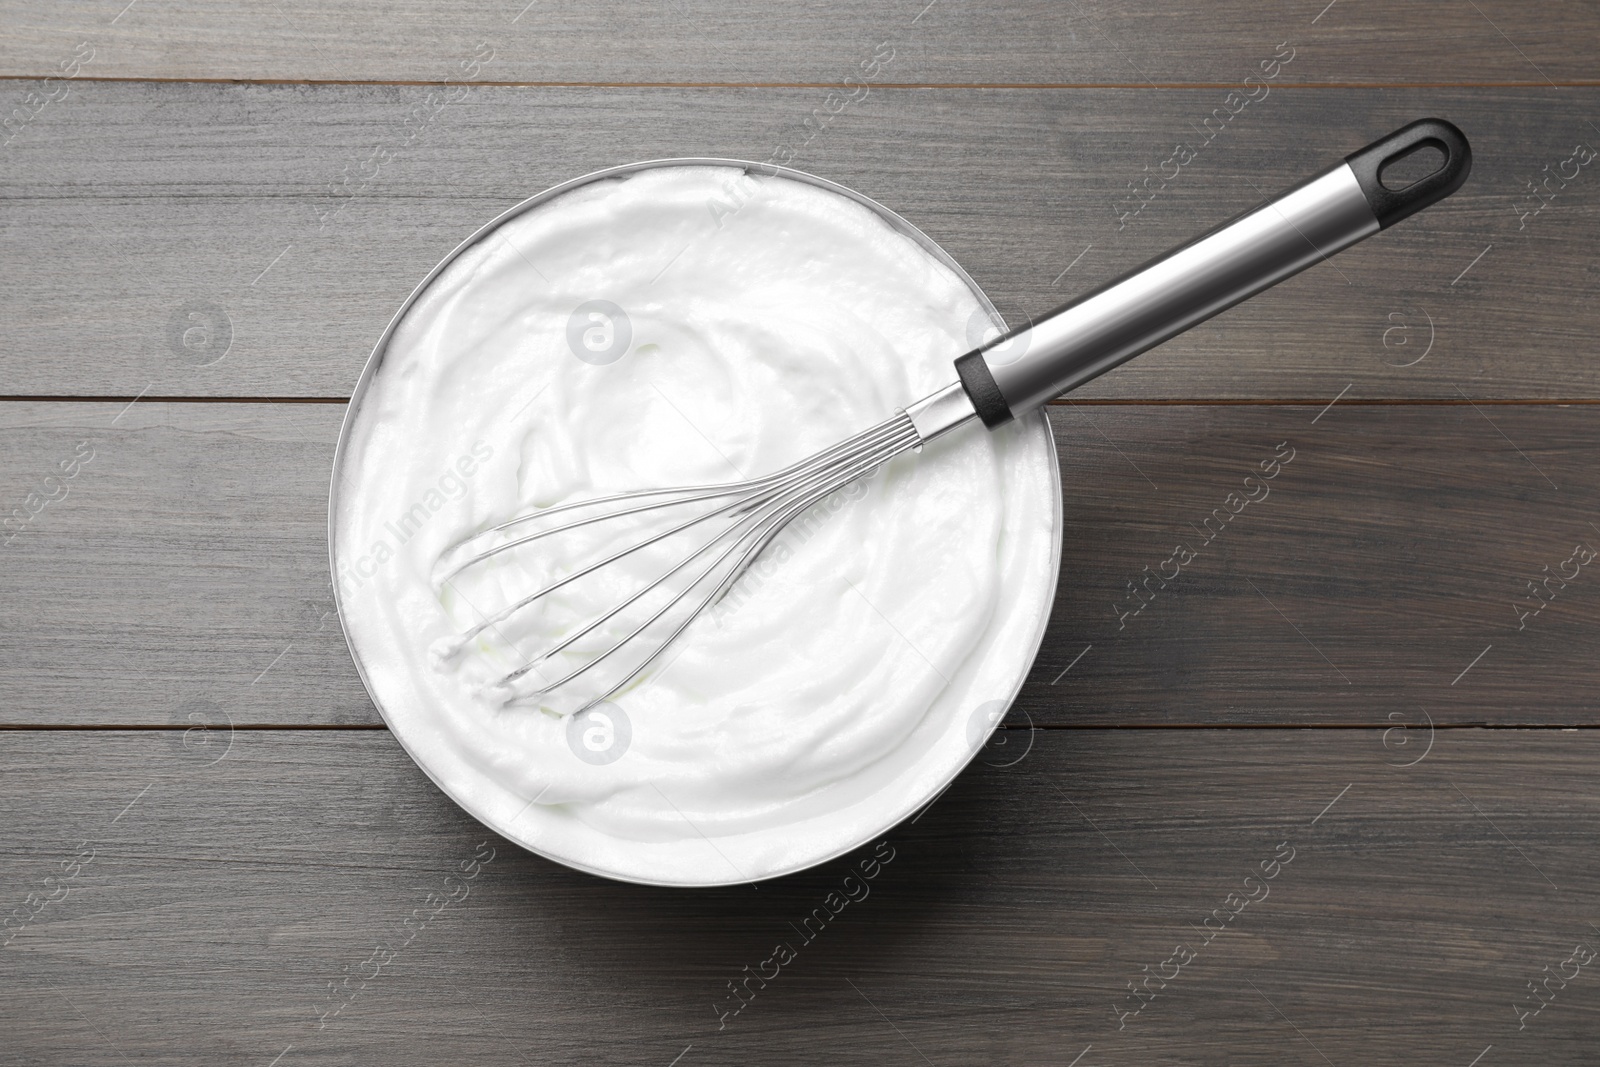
[954,118,1472,426]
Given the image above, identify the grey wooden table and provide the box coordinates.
[4,2,1599,1064]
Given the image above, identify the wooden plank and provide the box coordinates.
[2,0,1597,85]
[1027,401,1600,726]
[2,727,1597,1063]
[0,403,366,726]
[0,83,1596,399]
[3,401,1596,727]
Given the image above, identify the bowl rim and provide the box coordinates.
[327,157,1065,887]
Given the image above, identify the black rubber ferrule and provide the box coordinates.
[954,349,1014,428]
[1344,118,1472,230]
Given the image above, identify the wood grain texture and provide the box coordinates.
[0,403,366,726]
[4,402,1595,727]
[3,0,1597,85]
[2,727,1597,1065]
[1,82,1597,398]
[1028,401,1600,725]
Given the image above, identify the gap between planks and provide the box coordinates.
[2,75,1598,90]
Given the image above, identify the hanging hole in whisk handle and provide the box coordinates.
[1343,117,1472,230]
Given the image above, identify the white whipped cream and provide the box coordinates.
[333,165,1059,885]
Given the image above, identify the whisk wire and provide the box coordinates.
[440,412,922,709]
[514,418,917,692]
[440,410,920,583]
[527,418,922,709]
